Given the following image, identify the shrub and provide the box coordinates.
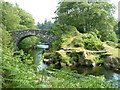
[73,33,104,50]
[49,67,116,88]
[50,25,79,51]
[106,41,118,47]
[94,58,106,64]
[74,42,84,47]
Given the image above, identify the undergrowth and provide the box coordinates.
[48,67,116,88]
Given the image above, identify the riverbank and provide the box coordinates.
[27,43,120,88]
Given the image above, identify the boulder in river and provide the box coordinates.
[104,56,120,71]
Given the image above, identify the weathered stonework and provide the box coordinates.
[9,29,54,48]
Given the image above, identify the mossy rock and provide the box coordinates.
[56,50,70,63]
[44,52,61,64]
[100,53,113,57]
[85,54,96,60]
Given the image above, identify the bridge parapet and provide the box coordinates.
[9,29,54,49]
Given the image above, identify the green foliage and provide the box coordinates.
[114,21,119,38]
[18,8,36,29]
[1,28,11,48]
[1,27,117,88]
[1,30,51,88]
[1,2,36,31]
[18,36,41,50]
[94,57,106,64]
[106,41,118,47]
[68,51,85,63]
[2,2,37,50]
[61,25,79,38]
[74,42,84,47]
[1,28,13,56]
[50,25,79,51]
[1,24,46,88]
[2,50,39,88]
[37,19,54,29]
[73,33,104,50]
[49,26,63,51]
[99,29,118,42]
[2,2,21,31]
[69,56,78,63]
[49,67,116,88]
[60,25,80,48]
[1,1,119,88]
[2,29,35,88]
[55,2,117,42]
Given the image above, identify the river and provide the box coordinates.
[29,44,49,71]
[29,44,120,88]
[70,65,120,88]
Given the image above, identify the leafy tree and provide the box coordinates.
[1,2,21,31]
[37,22,41,29]
[116,21,120,40]
[55,2,117,42]
[1,2,36,31]
[17,8,36,29]
[37,19,54,29]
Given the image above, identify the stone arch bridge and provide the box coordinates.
[9,29,55,48]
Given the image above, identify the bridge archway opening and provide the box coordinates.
[18,35,42,50]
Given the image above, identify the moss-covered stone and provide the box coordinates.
[44,52,60,65]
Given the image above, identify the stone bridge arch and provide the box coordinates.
[9,29,55,49]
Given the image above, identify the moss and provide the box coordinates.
[56,50,70,63]
[101,53,113,57]
[85,54,96,60]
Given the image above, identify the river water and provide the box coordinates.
[29,44,120,88]
[29,44,49,71]
[70,65,120,87]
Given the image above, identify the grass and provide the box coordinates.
[61,36,78,48]
[103,43,120,58]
